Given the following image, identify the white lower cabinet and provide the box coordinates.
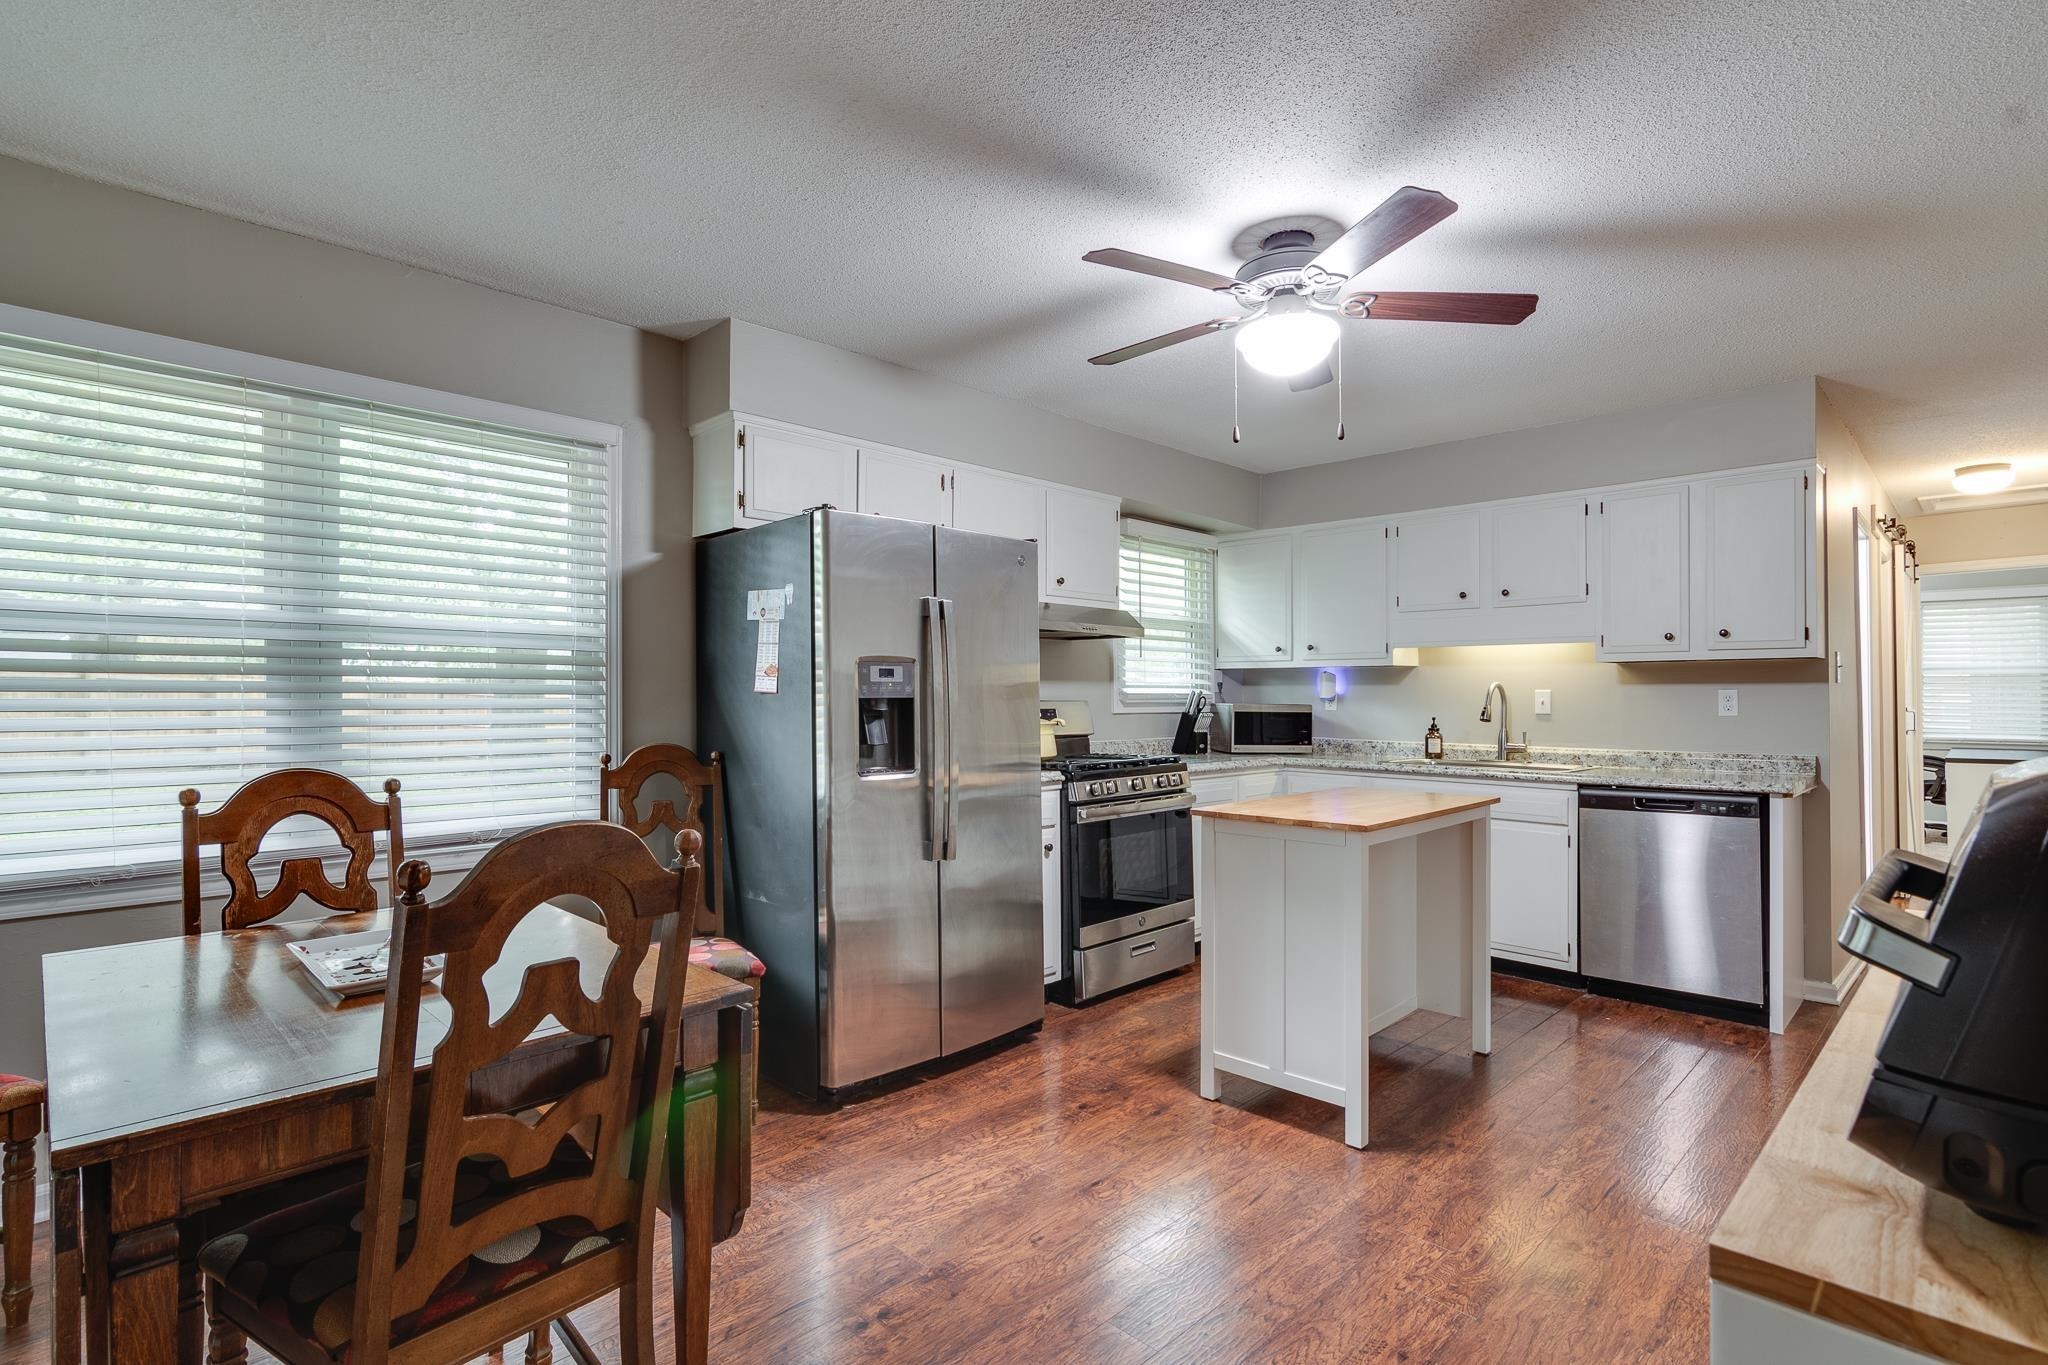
[1041,790,1062,983]
[1487,819,1576,967]
[1279,770,1372,795]
[1187,774,1245,942]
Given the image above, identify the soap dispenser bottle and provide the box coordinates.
[1424,717,1444,760]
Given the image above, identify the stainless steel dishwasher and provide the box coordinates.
[1578,788,1766,1021]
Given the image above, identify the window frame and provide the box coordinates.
[1113,521,1218,714]
[0,302,623,922]
[1920,579,2048,750]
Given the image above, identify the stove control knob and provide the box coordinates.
[1131,775,1148,790]
[1172,773,1185,787]
[1106,779,1122,793]
[1086,782,1102,796]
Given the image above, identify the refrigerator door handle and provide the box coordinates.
[921,596,953,862]
[940,596,961,860]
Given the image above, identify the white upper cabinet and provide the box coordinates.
[740,423,858,523]
[1391,510,1482,613]
[1488,497,1588,608]
[1699,468,1811,653]
[1294,523,1391,663]
[1598,486,1690,658]
[952,467,1046,543]
[1216,533,1293,664]
[857,448,953,525]
[1042,487,1121,604]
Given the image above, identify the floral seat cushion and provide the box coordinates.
[0,1075,43,1114]
[689,935,765,982]
[198,1142,621,1361]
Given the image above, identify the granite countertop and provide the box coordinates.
[1105,738,1819,797]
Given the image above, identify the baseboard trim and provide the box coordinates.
[1802,957,1868,1006]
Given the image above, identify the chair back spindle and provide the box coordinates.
[180,768,404,934]
[348,821,696,1361]
[598,745,726,934]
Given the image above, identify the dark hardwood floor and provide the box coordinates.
[0,964,1837,1364]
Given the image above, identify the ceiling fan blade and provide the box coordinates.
[1086,317,1239,365]
[1308,187,1459,281]
[1288,359,1336,392]
[1083,248,1240,292]
[1341,291,1539,324]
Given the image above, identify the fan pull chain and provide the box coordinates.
[1231,344,1241,444]
[1336,331,1346,441]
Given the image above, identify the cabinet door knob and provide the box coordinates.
[1663,632,1676,642]
[1500,588,1510,597]
[1305,643,1316,651]
[1458,590,1468,600]
[1718,628,1731,638]
[1274,645,1284,653]
[1056,575,1066,586]
[1043,843,1054,856]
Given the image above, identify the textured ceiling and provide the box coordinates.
[1,0,2045,504]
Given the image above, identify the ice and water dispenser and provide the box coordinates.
[856,656,917,776]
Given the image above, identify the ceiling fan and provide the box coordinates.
[1082,187,1537,396]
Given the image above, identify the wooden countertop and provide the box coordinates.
[1709,971,2048,1362]
[1191,786,1498,834]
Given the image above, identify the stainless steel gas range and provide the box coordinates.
[1046,752,1198,1003]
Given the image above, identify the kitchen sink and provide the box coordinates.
[1388,758,1592,774]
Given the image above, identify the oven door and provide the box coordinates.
[1066,794,1196,948]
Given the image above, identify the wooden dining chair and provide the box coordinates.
[0,1074,45,1329]
[600,746,764,1104]
[181,768,404,934]
[196,820,698,1365]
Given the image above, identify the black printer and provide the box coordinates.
[1839,757,2048,1229]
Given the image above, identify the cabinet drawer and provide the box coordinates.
[1234,769,1281,800]
[1472,783,1572,825]
[1189,776,1239,808]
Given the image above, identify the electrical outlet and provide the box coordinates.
[1718,689,1739,717]
[1533,689,1552,716]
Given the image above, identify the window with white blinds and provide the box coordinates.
[1922,589,2048,745]
[0,329,614,893]
[1115,533,1215,709]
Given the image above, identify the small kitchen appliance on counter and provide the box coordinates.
[1210,702,1313,755]
[1838,758,2048,1229]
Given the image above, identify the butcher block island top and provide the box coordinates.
[1192,786,1500,833]
[1709,970,2048,1362]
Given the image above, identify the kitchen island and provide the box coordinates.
[1195,786,1497,1148]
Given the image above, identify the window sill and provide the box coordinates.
[0,836,499,925]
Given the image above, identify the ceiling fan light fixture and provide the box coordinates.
[1951,462,2016,495]
[1235,308,1340,378]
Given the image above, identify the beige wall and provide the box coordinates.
[1816,393,1900,986]
[1910,503,2048,566]
[0,154,704,1080]
[1257,378,1818,529]
[695,318,1261,531]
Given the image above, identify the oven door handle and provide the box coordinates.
[1071,792,1198,824]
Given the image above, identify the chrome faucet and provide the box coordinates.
[1479,681,1529,761]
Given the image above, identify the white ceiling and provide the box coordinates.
[2,0,2046,504]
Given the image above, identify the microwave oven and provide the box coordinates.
[1211,703,1314,754]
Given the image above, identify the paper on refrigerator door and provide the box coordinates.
[747,587,786,693]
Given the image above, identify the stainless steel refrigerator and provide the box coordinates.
[697,509,1044,1097]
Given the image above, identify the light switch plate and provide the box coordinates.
[1533,689,1552,716]
[1718,689,1739,717]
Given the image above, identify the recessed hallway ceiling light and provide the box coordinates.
[1951,462,2016,495]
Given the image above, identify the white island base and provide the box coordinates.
[1195,788,1499,1148]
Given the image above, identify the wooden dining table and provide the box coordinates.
[39,904,755,1365]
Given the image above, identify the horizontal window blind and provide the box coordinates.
[1116,534,1215,709]
[0,331,612,890]
[1922,591,2048,745]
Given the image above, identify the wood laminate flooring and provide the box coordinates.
[1,966,1838,1363]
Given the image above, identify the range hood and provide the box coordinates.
[1039,602,1145,640]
